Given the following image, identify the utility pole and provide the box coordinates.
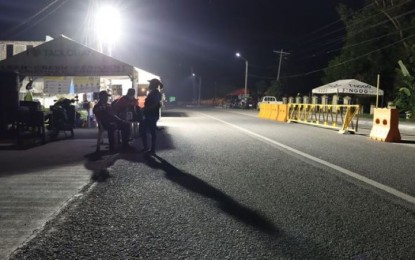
[273,49,290,81]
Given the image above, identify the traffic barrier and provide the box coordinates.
[258,103,266,118]
[258,103,270,119]
[265,104,273,119]
[269,104,278,120]
[277,104,288,122]
[288,104,360,133]
[258,104,288,122]
[369,108,401,142]
[257,102,360,132]
[339,105,360,134]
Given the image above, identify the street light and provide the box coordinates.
[95,5,121,56]
[192,73,202,106]
[236,52,248,98]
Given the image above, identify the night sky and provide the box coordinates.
[0,0,364,99]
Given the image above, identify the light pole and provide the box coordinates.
[236,52,248,98]
[192,73,202,106]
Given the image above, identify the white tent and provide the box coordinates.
[0,35,137,78]
[0,35,160,96]
[312,79,384,96]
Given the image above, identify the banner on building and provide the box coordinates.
[43,77,71,95]
[73,76,100,93]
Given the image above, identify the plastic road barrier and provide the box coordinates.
[369,108,401,142]
[287,104,360,133]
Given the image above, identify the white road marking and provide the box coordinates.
[202,113,415,205]
[227,110,259,118]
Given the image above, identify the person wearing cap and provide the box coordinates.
[93,90,133,152]
[141,78,163,153]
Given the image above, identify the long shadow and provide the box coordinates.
[83,151,119,182]
[82,125,176,182]
[80,117,337,258]
[144,153,279,235]
[399,139,415,144]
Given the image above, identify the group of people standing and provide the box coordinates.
[93,78,163,154]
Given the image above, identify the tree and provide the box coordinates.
[254,80,268,96]
[323,0,415,100]
[393,55,415,119]
[265,80,283,98]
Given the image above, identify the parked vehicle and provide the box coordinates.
[45,98,76,138]
[257,96,282,110]
[239,97,256,109]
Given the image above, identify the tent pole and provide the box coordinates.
[376,74,380,108]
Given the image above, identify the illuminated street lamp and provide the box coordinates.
[95,5,121,56]
[236,52,248,98]
[192,73,202,106]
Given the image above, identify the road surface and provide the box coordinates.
[9,108,415,259]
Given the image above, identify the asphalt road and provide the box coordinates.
[9,108,415,259]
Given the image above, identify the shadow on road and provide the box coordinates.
[399,139,415,144]
[83,151,120,182]
[144,153,279,236]
[79,110,338,258]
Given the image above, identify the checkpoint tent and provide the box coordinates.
[312,79,384,96]
[0,35,137,78]
[0,35,161,99]
[0,35,140,96]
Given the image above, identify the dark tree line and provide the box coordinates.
[323,0,415,103]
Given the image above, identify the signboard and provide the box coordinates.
[73,76,100,93]
[43,77,71,95]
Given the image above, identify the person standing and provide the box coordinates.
[112,88,138,121]
[24,78,34,101]
[142,78,163,153]
[93,90,133,152]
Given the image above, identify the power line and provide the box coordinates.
[248,63,274,70]
[291,6,415,63]
[281,32,415,80]
[0,0,68,38]
[293,22,415,63]
[326,23,415,54]
[299,2,376,42]
[294,1,413,57]
[249,3,415,81]
[247,73,278,80]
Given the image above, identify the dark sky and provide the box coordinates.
[0,0,364,99]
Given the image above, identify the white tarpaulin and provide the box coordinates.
[312,79,384,96]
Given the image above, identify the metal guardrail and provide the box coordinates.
[287,103,361,133]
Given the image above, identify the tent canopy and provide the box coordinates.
[135,68,160,84]
[312,79,384,96]
[0,35,137,78]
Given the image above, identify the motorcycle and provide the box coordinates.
[46,98,76,138]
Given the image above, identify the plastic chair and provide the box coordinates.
[96,120,120,152]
